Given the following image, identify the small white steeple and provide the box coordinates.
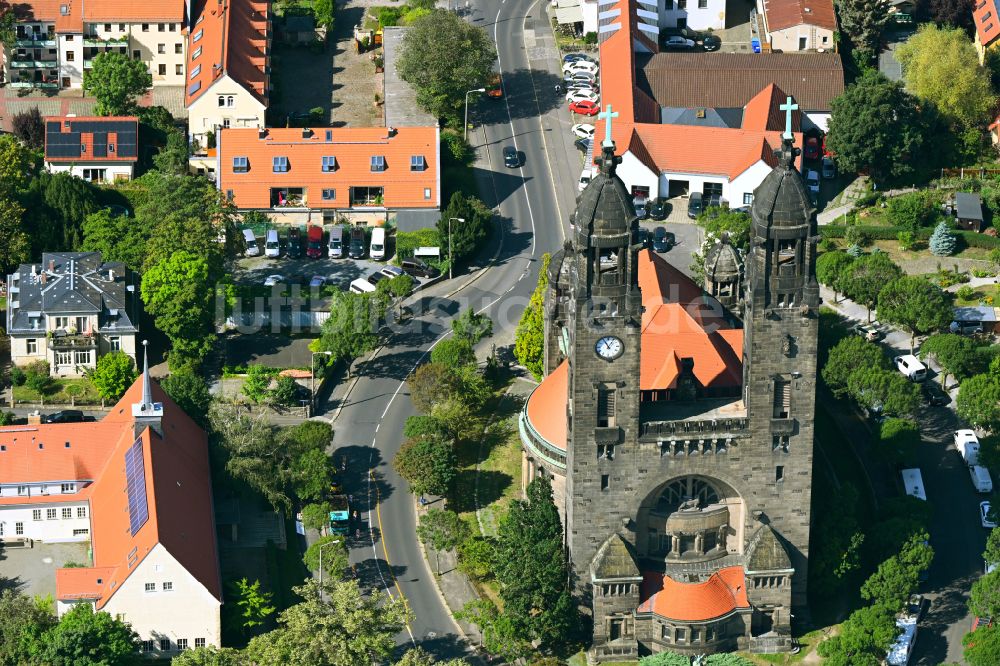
[132,340,164,427]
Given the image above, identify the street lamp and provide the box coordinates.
[464,88,485,142]
[448,217,465,280]
[310,351,333,416]
[318,537,343,593]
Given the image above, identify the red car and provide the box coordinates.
[804,136,820,160]
[569,100,599,116]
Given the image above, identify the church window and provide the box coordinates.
[601,474,610,491]
[661,624,671,641]
[776,465,785,482]
[773,435,789,452]
[773,380,790,418]
[597,386,616,427]
[656,477,721,513]
[609,618,623,641]
[706,626,715,642]
[676,627,687,643]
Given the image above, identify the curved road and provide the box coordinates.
[330,0,576,659]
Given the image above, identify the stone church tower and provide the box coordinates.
[519,137,818,661]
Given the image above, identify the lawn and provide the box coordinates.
[13,378,103,405]
[954,283,1000,306]
[737,628,830,664]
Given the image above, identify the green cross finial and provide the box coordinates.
[598,104,619,147]
[779,96,798,140]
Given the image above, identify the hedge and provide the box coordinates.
[820,225,1000,249]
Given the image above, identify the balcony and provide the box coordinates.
[271,187,307,208]
[10,60,51,68]
[10,81,59,89]
[48,333,98,350]
[83,36,129,47]
[15,37,56,48]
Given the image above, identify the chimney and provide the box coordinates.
[40,273,46,285]
[258,128,268,139]
[108,269,115,281]
[48,259,55,272]
[302,128,313,139]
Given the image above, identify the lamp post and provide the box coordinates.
[310,351,333,416]
[464,88,485,142]
[448,217,464,280]
[318,537,343,596]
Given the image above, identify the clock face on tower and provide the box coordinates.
[595,336,624,361]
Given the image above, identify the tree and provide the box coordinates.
[920,333,981,388]
[929,221,957,256]
[385,273,414,316]
[395,648,468,666]
[160,369,212,425]
[816,251,854,302]
[393,435,457,497]
[971,569,1000,619]
[0,134,41,194]
[860,532,933,610]
[0,198,30,273]
[431,337,476,367]
[417,508,471,574]
[837,0,891,58]
[242,365,275,403]
[816,603,899,666]
[437,192,491,263]
[302,501,333,532]
[877,276,952,351]
[985,526,1000,567]
[0,590,55,665]
[885,191,939,232]
[83,51,153,116]
[847,366,922,416]
[271,375,301,406]
[408,362,460,414]
[515,253,551,380]
[315,292,379,373]
[87,351,137,402]
[303,535,349,576]
[141,251,215,369]
[231,578,275,631]
[457,536,496,579]
[879,417,921,463]
[896,24,996,129]
[81,208,149,270]
[821,336,890,397]
[11,107,45,150]
[171,647,246,666]
[924,0,974,31]
[454,599,532,661]
[280,420,334,456]
[826,71,928,184]
[840,251,903,321]
[809,484,865,596]
[494,475,579,649]
[152,129,190,175]
[452,307,493,346]
[314,0,335,29]
[965,623,1000,666]
[34,603,139,665]
[397,10,496,122]
[957,373,1000,430]
[244,579,409,666]
[291,447,334,502]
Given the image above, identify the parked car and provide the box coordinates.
[367,272,387,286]
[264,229,280,258]
[328,226,344,258]
[806,170,820,195]
[308,275,327,288]
[563,60,598,75]
[348,227,366,259]
[956,429,981,465]
[653,227,675,252]
[702,34,721,51]
[578,169,594,192]
[503,145,520,168]
[971,465,993,493]
[242,228,260,257]
[565,81,598,94]
[822,157,836,179]
[574,137,591,153]
[636,227,651,248]
[566,89,599,104]
[263,274,285,287]
[804,137,821,161]
[633,198,649,220]
[400,258,440,278]
[306,225,324,259]
[687,192,704,219]
[921,382,950,406]
[951,321,985,335]
[569,100,600,116]
[982,501,997,529]
[379,265,404,279]
[663,35,695,49]
[852,323,883,342]
[370,227,386,261]
[894,354,928,381]
[287,227,302,258]
[564,71,597,85]
[907,594,926,621]
[349,278,376,294]
[563,52,595,63]
[43,410,85,424]
[572,123,596,139]
[649,198,668,221]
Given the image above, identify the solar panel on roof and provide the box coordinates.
[124,437,149,536]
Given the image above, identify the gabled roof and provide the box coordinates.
[185,0,270,107]
[742,84,799,133]
[591,533,641,581]
[44,116,139,163]
[760,0,836,31]
[976,1,1000,49]
[745,525,793,573]
[638,566,750,621]
[10,0,184,31]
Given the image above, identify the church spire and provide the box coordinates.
[132,340,163,434]
[140,339,152,409]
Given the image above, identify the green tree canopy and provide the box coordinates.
[394,647,468,666]
[291,447,334,502]
[929,221,957,256]
[970,569,1000,620]
[816,602,899,666]
[847,366,922,417]
[816,251,854,301]
[83,51,153,116]
[985,526,1000,566]
[514,253,551,380]
[896,23,997,129]
[0,590,56,665]
[958,373,1000,430]
[315,292,379,372]
[826,71,928,184]
[208,402,291,512]
[920,333,982,388]
[397,10,496,122]
[840,251,903,320]
[876,276,952,351]
[879,417,921,464]
[231,577,275,631]
[0,133,41,193]
[408,362,461,414]
[171,647,246,666]
[81,208,149,270]
[965,622,1000,666]
[301,501,333,532]
[34,603,139,665]
[140,250,215,369]
[431,337,476,367]
[821,335,890,397]
[160,369,212,425]
[152,129,190,175]
[88,351,138,402]
[837,0,891,59]
[452,308,493,346]
[393,435,457,497]
[437,192,491,263]
[0,197,30,273]
[860,531,933,611]
[417,508,471,574]
[303,535,349,576]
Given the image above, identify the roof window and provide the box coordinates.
[190,64,201,78]
[410,155,426,171]
[273,156,289,173]
[322,156,337,172]
[193,29,204,43]
[371,155,386,172]
[192,46,202,59]
[233,156,249,173]
[325,130,332,141]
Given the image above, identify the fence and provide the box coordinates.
[940,168,1000,180]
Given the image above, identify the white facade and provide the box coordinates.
[0,478,91,542]
[765,24,834,52]
[188,75,267,176]
[58,544,223,656]
[660,0,726,30]
[10,317,137,377]
[46,162,135,184]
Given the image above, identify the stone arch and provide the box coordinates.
[634,474,745,563]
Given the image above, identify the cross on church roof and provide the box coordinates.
[598,104,618,148]
[779,96,798,140]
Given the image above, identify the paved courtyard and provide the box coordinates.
[1,541,90,599]
[0,85,185,132]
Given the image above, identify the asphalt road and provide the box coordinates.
[328,0,571,660]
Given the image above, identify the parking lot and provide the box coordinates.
[234,253,390,291]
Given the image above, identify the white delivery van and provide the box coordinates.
[349,278,376,294]
[328,226,344,258]
[886,615,917,666]
[971,465,994,493]
[242,228,260,257]
[264,229,280,258]
[901,468,926,501]
[894,355,927,382]
[370,227,386,261]
[955,429,981,465]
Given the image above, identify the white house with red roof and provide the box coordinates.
[755,0,837,52]
[44,116,139,183]
[0,355,222,658]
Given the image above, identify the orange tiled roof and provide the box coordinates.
[14,0,183,30]
[524,252,743,452]
[185,0,270,107]
[638,566,750,621]
[217,126,440,210]
[0,421,123,485]
[56,567,117,600]
[761,0,836,31]
[741,84,801,133]
[976,1,1000,50]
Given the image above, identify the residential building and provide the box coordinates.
[974,0,1000,63]
[6,252,140,377]
[755,0,836,51]
[44,116,139,183]
[660,0,727,31]
[185,0,271,177]
[216,126,441,224]
[0,367,223,657]
[1,0,186,91]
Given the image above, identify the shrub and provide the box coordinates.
[930,222,957,256]
[957,285,976,301]
[10,365,26,386]
[973,267,996,278]
[847,243,864,257]
[583,32,598,44]
[308,106,324,123]
[442,131,471,164]
[856,191,882,208]
[270,375,301,406]
[897,231,915,251]
[845,225,873,247]
[886,191,939,231]
[819,237,838,253]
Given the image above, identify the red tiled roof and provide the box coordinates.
[761,0,836,31]
[13,0,183,31]
[741,84,800,133]
[185,0,270,107]
[526,359,568,451]
[0,421,122,486]
[44,116,139,163]
[975,0,1000,50]
[56,567,116,600]
[217,126,440,210]
[638,566,750,621]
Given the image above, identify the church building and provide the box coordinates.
[518,129,819,660]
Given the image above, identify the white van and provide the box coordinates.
[955,430,981,465]
[370,227,386,261]
[901,468,926,501]
[894,354,927,382]
[328,226,344,258]
[264,229,280,258]
[971,465,994,493]
[886,615,917,666]
[349,278,376,294]
[242,228,260,257]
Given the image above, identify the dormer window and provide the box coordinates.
[321,156,337,172]
[233,156,249,173]
[410,155,426,171]
[370,155,386,172]
[193,28,203,42]
[192,46,202,59]
[190,64,201,78]
[273,156,289,173]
